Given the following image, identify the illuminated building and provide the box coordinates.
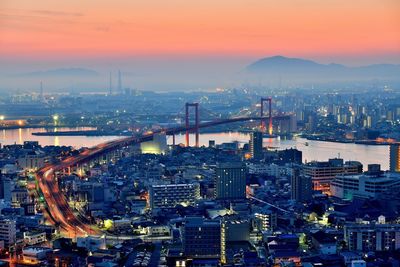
[330,165,400,200]
[390,144,400,172]
[22,247,53,265]
[344,221,400,251]
[182,217,221,258]
[221,218,250,264]
[254,209,277,231]
[215,162,247,200]
[149,183,200,210]
[0,119,27,127]
[249,131,263,159]
[140,132,167,154]
[23,231,47,245]
[302,158,362,194]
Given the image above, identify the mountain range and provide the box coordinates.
[246,56,400,81]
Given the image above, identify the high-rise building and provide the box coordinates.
[221,217,250,264]
[0,176,12,202]
[278,148,302,164]
[182,217,221,258]
[291,169,312,203]
[215,162,247,200]
[390,144,400,172]
[149,183,200,210]
[249,131,263,159]
[302,158,362,194]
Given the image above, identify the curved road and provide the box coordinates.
[35,115,291,236]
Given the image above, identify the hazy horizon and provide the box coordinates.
[1,0,399,92]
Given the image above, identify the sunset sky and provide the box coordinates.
[0,0,399,91]
[1,0,399,63]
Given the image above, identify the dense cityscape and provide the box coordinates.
[0,86,399,266]
[1,0,400,266]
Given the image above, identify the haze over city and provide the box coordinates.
[1,0,399,91]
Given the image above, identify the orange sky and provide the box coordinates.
[1,0,399,61]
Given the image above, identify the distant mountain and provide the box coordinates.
[15,68,99,77]
[246,56,400,81]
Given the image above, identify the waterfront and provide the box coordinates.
[173,132,390,170]
[0,127,120,148]
[0,128,389,170]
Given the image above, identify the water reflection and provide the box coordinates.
[170,132,389,170]
[0,127,121,149]
[0,129,389,170]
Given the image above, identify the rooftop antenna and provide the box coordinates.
[109,72,112,95]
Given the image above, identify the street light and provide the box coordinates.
[53,115,59,126]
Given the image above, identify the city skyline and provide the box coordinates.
[1,1,400,266]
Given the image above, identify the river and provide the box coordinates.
[0,128,389,170]
[171,132,390,170]
[0,127,119,149]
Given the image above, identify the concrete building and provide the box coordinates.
[11,188,30,207]
[344,221,400,252]
[22,247,52,265]
[23,231,47,245]
[149,183,200,210]
[330,166,400,200]
[18,151,46,171]
[249,131,263,159]
[140,132,167,154]
[221,218,250,242]
[77,236,106,251]
[278,148,302,165]
[311,230,337,255]
[0,216,16,246]
[291,169,312,203]
[0,177,12,202]
[220,217,250,264]
[254,209,277,231]
[215,162,247,200]
[390,144,400,172]
[302,158,362,194]
[182,217,221,258]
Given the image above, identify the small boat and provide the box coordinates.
[263,133,278,138]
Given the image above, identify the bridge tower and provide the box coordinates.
[185,103,200,147]
[260,97,273,135]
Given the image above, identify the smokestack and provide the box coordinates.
[118,70,122,94]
